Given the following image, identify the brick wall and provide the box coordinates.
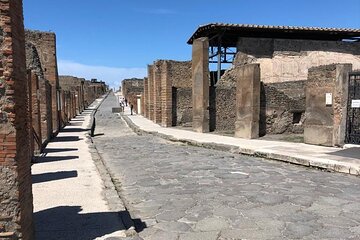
[160,61,171,126]
[0,0,34,239]
[25,30,60,135]
[143,78,148,117]
[153,62,162,123]
[60,75,82,114]
[145,60,192,127]
[148,65,154,120]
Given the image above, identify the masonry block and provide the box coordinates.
[235,64,261,139]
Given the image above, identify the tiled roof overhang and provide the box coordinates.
[187,23,360,47]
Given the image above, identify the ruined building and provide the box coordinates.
[25,30,60,136]
[187,23,360,146]
[122,78,144,114]
[143,60,192,127]
[139,23,360,147]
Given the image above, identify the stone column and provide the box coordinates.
[153,61,162,124]
[235,64,260,139]
[0,0,35,238]
[148,65,155,121]
[192,37,210,133]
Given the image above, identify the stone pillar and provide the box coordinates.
[234,64,260,139]
[30,72,42,154]
[0,0,35,239]
[27,71,34,159]
[153,61,162,124]
[143,78,148,117]
[192,37,210,133]
[304,64,352,146]
[148,65,155,121]
[161,61,172,127]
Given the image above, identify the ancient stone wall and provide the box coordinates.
[168,60,192,88]
[304,64,352,146]
[145,60,192,127]
[25,30,60,135]
[83,80,96,107]
[174,88,192,126]
[236,37,360,83]
[60,75,83,114]
[260,80,306,135]
[122,78,143,98]
[0,0,34,238]
[212,87,236,132]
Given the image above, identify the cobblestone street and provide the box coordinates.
[93,94,360,240]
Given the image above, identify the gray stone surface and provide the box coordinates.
[93,93,360,240]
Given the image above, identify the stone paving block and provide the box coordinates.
[195,217,229,232]
[179,231,219,240]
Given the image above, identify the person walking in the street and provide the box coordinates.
[130,104,134,115]
[125,98,128,106]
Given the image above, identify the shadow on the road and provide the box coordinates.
[52,136,83,142]
[61,128,90,133]
[32,170,78,184]
[33,155,79,163]
[327,147,360,160]
[69,122,85,126]
[43,148,78,154]
[93,133,104,137]
[35,206,147,240]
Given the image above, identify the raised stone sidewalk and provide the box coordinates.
[122,109,360,176]
[31,95,138,239]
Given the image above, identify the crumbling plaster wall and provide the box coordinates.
[236,37,360,83]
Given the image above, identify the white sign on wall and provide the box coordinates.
[351,100,360,108]
[325,93,332,105]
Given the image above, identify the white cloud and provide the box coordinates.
[58,60,147,89]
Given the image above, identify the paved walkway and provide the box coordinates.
[122,108,360,176]
[31,96,129,240]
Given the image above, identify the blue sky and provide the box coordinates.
[24,0,360,88]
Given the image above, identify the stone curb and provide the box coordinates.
[121,115,360,176]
